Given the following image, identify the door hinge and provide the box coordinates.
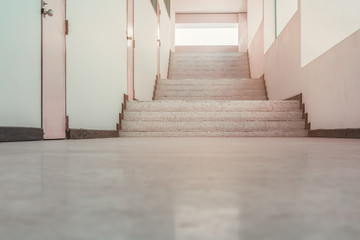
[65,116,69,131]
[65,20,69,35]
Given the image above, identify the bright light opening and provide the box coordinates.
[175,23,239,46]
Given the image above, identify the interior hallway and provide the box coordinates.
[1,137,360,240]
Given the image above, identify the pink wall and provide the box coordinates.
[248,10,360,130]
[238,13,248,52]
[302,30,360,129]
[264,12,302,100]
[248,21,264,79]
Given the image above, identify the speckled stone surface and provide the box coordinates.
[123,111,304,121]
[121,120,306,132]
[157,78,264,85]
[123,53,306,137]
[169,52,250,79]
[126,100,301,111]
[156,83,265,91]
[1,137,360,240]
[119,131,309,137]
[154,96,268,100]
[155,89,266,97]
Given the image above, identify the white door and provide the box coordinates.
[157,1,161,79]
[127,0,135,100]
[41,0,66,139]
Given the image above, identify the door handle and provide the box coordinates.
[42,1,54,17]
[127,36,133,40]
[43,9,54,17]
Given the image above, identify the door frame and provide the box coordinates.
[127,0,135,100]
[41,0,67,139]
[157,0,161,80]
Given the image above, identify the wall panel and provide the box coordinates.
[0,0,41,128]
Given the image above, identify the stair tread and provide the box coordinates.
[119,131,308,137]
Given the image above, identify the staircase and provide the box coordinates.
[120,52,308,137]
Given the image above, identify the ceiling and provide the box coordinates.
[174,0,248,13]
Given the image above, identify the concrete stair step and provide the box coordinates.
[154,96,267,100]
[169,74,251,79]
[119,131,309,137]
[172,52,248,57]
[170,61,249,66]
[155,90,267,97]
[169,70,250,75]
[157,78,264,85]
[171,55,248,59]
[169,75,251,79]
[170,62,250,67]
[171,56,248,59]
[170,59,249,63]
[156,84,266,91]
[121,120,306,132]
[126,100,301,111]
[123,111,304,121]
[170,67,250,71]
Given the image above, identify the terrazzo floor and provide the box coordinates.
[0,137,360,240]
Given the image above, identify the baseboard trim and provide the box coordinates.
[309,129,360,139]
[67,129,119,140]
[0,127,43,142]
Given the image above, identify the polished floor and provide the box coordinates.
[0,137,360,240]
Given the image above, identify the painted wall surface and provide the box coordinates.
[247,0,263,47]
[276,0,297,36]
[159,0,172,78]
[66,0,127,130]
[238,13,248,52]
[174,0,247,13]
[264,12,302,100]
[248,21,265,79]
[0,0,41,128]
[264,0,276,53]
[301,0,360,67]
[176,24,239,46]
[302,30,360,129]
[248,4,360,130]
[170,2,176,51]
[134,0,158,100]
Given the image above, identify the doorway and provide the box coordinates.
[157,0,161,80]
[127,0,135,100]
[41,0,66,139]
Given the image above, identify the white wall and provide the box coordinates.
[175,24,239,46]
[248,0,360,130]
[301,0,360,67]
[160,0,172,78]
[171,2,176,51]
[247,0,263,47]
[0,0,41,128]
[66,0,127,130]
[277,0,297,36]
[134,0,158,100]
[174,0,247,13]
[264,0,276,53]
